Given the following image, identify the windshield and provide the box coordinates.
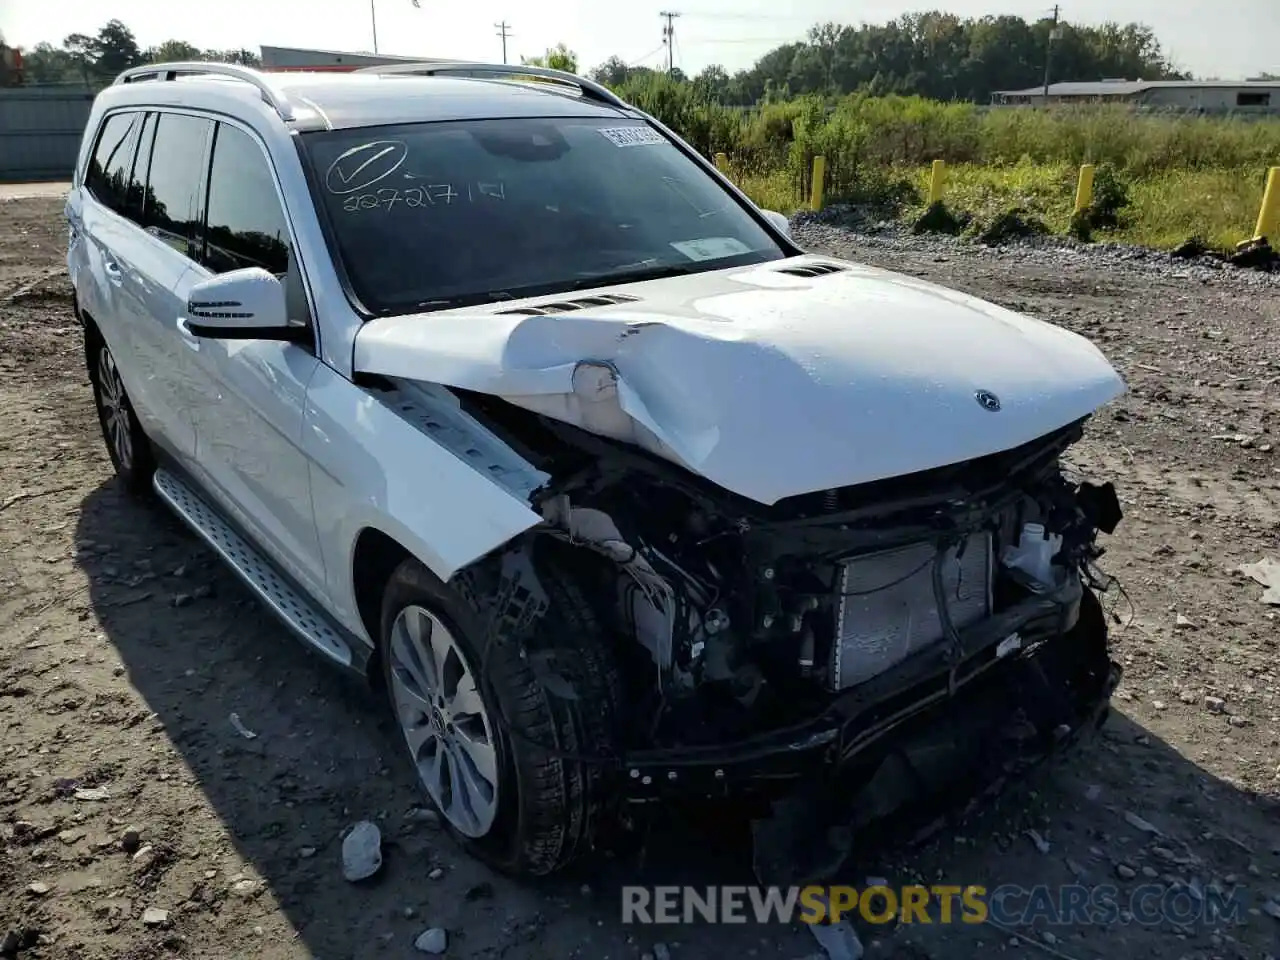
[300,116,786,314]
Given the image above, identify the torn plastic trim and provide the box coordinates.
[539,494,677,670]
[377,377,551,503]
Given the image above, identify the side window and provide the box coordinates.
[143,113,214,257]
[124,112,157,223]
[203,123,291,276]
[85,112,142,216]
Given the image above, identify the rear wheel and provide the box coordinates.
[379,545,622,876]
[89,338,155,495]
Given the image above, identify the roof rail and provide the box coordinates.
[113,62,295,121]
[356,61,628,110]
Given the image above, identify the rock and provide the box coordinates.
[141,907,169,928]
[1141,866,1159,879]
[414,927,448,954]
[653,944,673,960]
[427,867,444,880]
[1262,900,1280,920]
[1025,829,1051,854]
[1152,700,1166,710]
[74,786,110,801]
[1084,784,1102,801]
[1205,696,1226,713]
[230,879,260,898]
[1042,931,1059,946]
[131,844,155,869]
[58,829,84,845]
[407,807,441,827]
[1115,864,1137,880]
[172,593,193,608]
[298,846,317,859]
[1124,811,1162,836]
[1178,690,1198,704]
[120,827,141,854]
[27,881,51,896]
[807,919,864,960]
[341,821,382,882]
[1174,614,1196,629]
[1227,715,1251,727]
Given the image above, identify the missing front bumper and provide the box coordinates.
[621,580,1118,802]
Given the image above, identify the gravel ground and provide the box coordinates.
[2,195,1279,960]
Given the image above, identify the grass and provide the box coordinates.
[730,160,1270,252]
[607,79,1280,251]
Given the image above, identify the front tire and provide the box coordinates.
[379,545,622,876]
[89,337,155,495]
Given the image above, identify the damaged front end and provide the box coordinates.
[456,390,1124,846]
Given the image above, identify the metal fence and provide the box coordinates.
[0,85,95,182]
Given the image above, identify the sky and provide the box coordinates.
[2,0,1277,80]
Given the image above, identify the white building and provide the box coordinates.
[992,80,1280,114]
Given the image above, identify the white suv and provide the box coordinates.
[68,61,1127,879]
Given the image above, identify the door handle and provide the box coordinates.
[104,260,123,285]
[176,316,201,352]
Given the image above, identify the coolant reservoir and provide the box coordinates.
[1001,522,1063,590]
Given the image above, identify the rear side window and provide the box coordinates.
[142,113,214,257]
[85,112,142,216]
[124,112,158,223]
[203,123,291,276]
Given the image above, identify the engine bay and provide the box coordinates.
[453,388,1123,758]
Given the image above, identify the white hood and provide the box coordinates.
[353,255,1125,505]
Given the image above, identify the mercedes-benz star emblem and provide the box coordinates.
[975,390,1001,412]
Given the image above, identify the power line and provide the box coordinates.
[494,21,512,64]
[659,11,681,75]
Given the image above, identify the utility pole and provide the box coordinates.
[494,22,512,64]
[1042,4,1060,103]
[371,0,379,54]
[659,11,680,75]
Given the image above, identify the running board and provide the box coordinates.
[153,468,355,668]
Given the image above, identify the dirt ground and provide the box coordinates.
[2,195,1279,960]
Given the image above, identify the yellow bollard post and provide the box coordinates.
[927,159,946,205]
[810,155,826,211]
[1074,164,1096,215]
[1252,166,1280,243]
[714,152,728,174]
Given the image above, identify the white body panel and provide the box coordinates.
[353,257,1125,504]
[67,70,1125,665]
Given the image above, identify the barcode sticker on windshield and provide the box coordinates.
[598,126,666,148]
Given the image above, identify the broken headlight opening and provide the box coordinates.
[455,394,1122,829]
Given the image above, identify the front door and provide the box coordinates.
[182,119,327,598]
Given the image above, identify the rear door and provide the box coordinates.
[75,112,166,433]
[127,111,216,464]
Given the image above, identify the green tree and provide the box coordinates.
[522,43,578,74]
[64,19,144,82]
[148,40,202,62]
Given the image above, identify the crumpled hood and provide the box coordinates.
[353,255,1125,505]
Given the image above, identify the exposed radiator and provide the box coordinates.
[831,533,993,690]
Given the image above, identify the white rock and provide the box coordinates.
[230,878,261,898]
[142,907,169,927]
[414,927,448,954]
[341,820,383,882]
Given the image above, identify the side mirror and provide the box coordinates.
[185,267,303,341]
[761,209,791,239]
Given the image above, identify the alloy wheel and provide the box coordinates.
[387,605,500,837]
[96,347,133,470]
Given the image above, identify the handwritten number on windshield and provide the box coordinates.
[341,183,506,212]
